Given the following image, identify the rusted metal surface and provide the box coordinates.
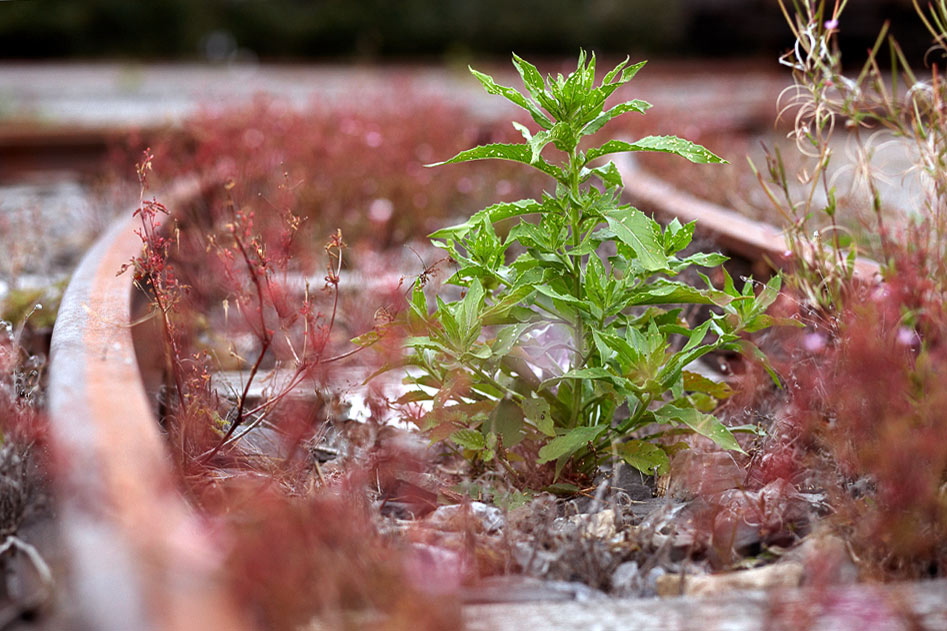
[48,176,249,631]
[616,155,881,282]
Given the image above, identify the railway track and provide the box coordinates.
[43,148,888,629]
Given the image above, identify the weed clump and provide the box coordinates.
[126,129,461,626]
[755,0,947,584]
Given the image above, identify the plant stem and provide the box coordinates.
[615,394,653,436]
[567,148,585,428]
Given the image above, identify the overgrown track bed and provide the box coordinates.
[46,168,882,628]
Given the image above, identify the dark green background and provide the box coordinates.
[0,0,930,62]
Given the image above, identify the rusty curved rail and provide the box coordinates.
[48,176,249,631]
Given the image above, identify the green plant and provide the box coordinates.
[397,51,782,486]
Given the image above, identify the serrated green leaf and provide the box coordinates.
[451,429,486,450]
[487,399,525,448]
[625,279,720,306]
[428,143,561,179]
[550,121,579,153]
[683,370,734,399]
[592,328,640,369]
[465,344,492,360]
[469,67,553,129]
[654,404,744,453]
[743,314,775,333]
[537,425,606,464]
[457,278,485,336]
[430,199,544,241]
[679,252,729,268]
[435,296,460,345]
[512,53,547,100]
[666,219,696,254]
[527,128,553,164]
[482,285,536,326]
[588,59,647,109]
[602,56,632,85]
[590,328,617,364]
[534,283,583,306]
[522,397,555,437]
[512,120,533,143]
[604,207,667,271]
[395,390,432,405]
[617,440,670,475]
[681,320,713,354]
[469,67,530,108]
[508,221,551,250]
[586,136,727,164]
[583,100,651,136]
[410,283,428,317]
[588,161,623,188]
[584,254,608,309]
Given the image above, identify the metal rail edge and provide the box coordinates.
[48,176,250,631]
[615,155,881,282]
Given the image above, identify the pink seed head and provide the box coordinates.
[896,326,919,348]
[803,332,826,353]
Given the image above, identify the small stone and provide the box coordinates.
[609,462,655,501]
[610,561,640,597]
[567,509,616,540]
[791,532,859,585]
[656,561,804,598]
[424,502,504,533]
[512,541,558,576]
[641,567,667,598]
